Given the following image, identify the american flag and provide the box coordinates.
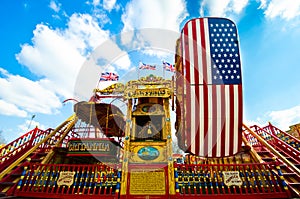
[163,61,175,72]
[176,17,243,157]
[100,72,119,81]
[139,62,156,70]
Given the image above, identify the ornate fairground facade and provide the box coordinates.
[0,17,299,199]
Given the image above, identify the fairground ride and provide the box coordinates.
[0,17,299,199]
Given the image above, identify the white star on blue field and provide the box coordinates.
[1,0,300,143]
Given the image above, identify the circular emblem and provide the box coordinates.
[137,146,160,161]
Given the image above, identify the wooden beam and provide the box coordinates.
[41,115,77,164]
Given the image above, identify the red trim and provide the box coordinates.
[16,192,117,199]
[0,128,51,171]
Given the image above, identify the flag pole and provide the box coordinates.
[162,60,165,79]
[163,64,165,79]
[138,65,140,79]
[96,79,101,88]
[138,61,141,79]
[27,114,36,131]
[94,76,102,100]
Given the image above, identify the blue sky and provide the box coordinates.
[1,0,300,143]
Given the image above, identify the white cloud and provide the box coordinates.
[49,0,61,13]
[120,28,180,60]
[73,38,132,100]
[16,13,110,99]
[18,119,46,133]
[243,117,268,128]
[103,0,117,12]
[141,49,172,58]
[112,53,131,69]
[88,0,116,23]
[92,0,100,6]
[268,105,300,130]
[91,39,132,70]
[0,67,8,76]
[244,105,300,131]
[260,0,300,20]
[15,12,132,104]
[200,0,230,16]
[232,0,249,14]
[7,13,133,116]
[200,0,248,17]
[121,0,187,58]
[258,0,267,9]
[121,0,188,32]
[0,100,27,117]
[67,14,110,51]
[0,68,61,115]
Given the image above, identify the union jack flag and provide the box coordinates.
[163,61,175,72]
[176,17,243,157]
[139,62,156,70]
[100,72,119,81]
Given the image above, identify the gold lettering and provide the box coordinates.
[74,143,79,151]
[125,88,170,98]
[68,143,74,151]
[68,141,113,153]
[92,143,97,151]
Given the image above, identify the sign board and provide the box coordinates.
[57,171,75,186]
[124,88,170,99]
[67,139,117,156]
[223,171,243,186]
[130,169,165,195]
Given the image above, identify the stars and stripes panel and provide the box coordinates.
[176,17,243,157]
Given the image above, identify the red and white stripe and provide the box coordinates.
[177,18,243,157]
